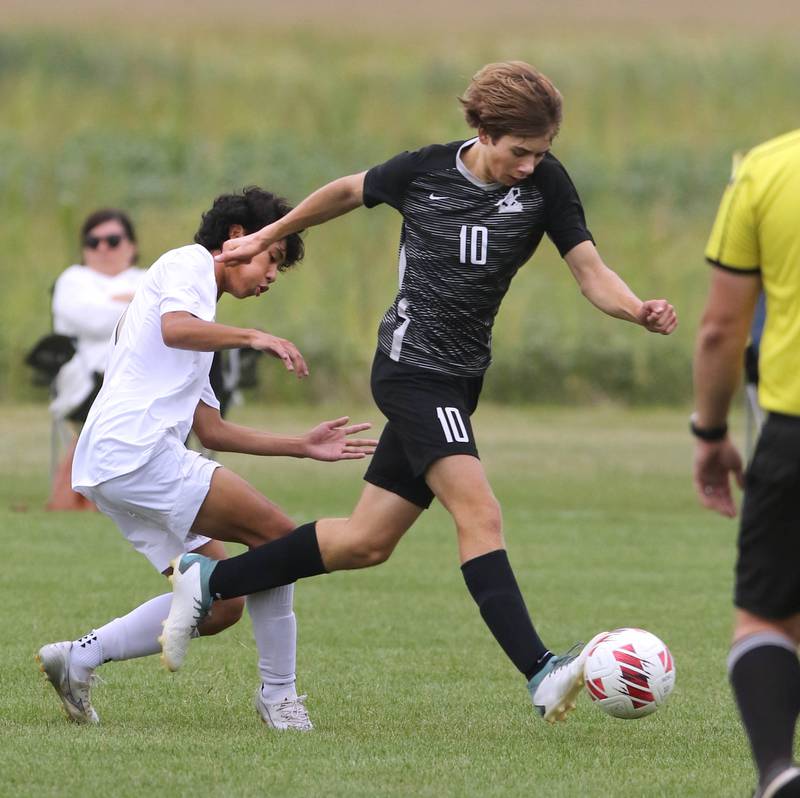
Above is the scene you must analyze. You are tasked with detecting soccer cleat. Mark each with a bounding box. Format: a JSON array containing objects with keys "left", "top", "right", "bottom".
[
  {"left": 159, "top": 553, "right": 216, "bottom": 672},
  {"left": 254, "top": 687, "right": 314, "bottom": 732},
  {"left": 36, "top": 641, "right": 99, "bottom": 724},
  {"left": 756, "top": 766, "right": 800, "bottom": 798},
  {"left": 528, "top": 633, "right": 607, "bottom": 723}
]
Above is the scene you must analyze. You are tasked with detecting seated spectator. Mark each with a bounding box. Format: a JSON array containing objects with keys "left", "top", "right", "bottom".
[{"left": 47, "top": 209, "right": 144, "bottom": 510}]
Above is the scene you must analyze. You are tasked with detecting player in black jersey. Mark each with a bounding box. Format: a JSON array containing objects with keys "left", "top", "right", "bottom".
[{"left": 162, "top": 61, "right": 677, "bottom": 723}]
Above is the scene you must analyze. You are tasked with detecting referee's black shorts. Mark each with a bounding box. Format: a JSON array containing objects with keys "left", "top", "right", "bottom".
[
  {"left": 736, "top": 412, "right": 800, "bottom": 619},
  {"left": 364, "top": 349, "right": 483, "bottom": 509}
]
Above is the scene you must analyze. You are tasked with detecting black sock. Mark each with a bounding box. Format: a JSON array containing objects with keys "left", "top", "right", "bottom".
[
  {"left": 729, "top": 634, "right": 800, "bottom": 784},
  {"left": 208, "top": 522, "right": 326, "bottom": 600},
  {"left": 461, "top": 549, "right": 550, "bottom": 680}
]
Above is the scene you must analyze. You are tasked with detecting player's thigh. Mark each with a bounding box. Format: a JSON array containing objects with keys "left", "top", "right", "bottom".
[
  {"left": 426, "top": 454, "right": 500, "bottom": 527},
  {"left": 317, "top": 482, "right": 423, "bottom": 569},
  {"left": 191, "top": 467, "right": 295, "bottom": 548}
]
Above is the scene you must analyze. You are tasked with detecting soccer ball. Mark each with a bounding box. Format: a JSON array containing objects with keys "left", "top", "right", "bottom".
[{"left": 583, "top": 628, "right": 676, "bottom": 719}]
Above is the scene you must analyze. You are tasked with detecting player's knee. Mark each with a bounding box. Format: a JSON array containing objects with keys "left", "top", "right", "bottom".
[
  {"left": 456, "top": 496, "right": 502, "bottom": 542},
  {"left": 202, "top": 596, "right": 245, "bottom": 635},
  {"left": 348, "top": 540, "right": 395, "bottom": 568}
]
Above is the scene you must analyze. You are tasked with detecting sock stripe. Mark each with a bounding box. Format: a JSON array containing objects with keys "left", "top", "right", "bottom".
[{"left": 728, "top": 631, "right": 797, "bottom": 672}]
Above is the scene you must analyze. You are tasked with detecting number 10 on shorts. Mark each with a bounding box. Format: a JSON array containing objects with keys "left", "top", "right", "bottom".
[{"left": 436, "top": 406, "right": 469, "bottom": 443}]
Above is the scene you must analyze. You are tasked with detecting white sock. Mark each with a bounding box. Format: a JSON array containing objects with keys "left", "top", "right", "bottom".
[
  {"left": 247, "top": 585, "right": 298, "bottom": 703},
  {"left": 70, "top": 593, "right": 172, "bottom": 682}
]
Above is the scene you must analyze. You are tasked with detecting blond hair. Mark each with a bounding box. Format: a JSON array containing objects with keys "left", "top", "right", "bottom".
[{"left": 459, "top": 61, "right": 562, "bottom": 139}]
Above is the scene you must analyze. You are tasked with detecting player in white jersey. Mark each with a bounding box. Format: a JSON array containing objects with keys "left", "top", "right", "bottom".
[
  {"left": 163, "top": 63, "right": 677, "bottom": 725},
  {"left": 37, "top": 187, "right": 377, "bottom": 731}
]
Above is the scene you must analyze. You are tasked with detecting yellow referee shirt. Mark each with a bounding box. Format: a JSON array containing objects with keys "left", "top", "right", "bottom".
[{"left": 705, "top": 129, "right": 800, "bottom": 416}]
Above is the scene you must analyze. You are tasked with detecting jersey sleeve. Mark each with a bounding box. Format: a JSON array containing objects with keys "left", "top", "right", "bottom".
[
  {"left": 539, "top": 155, "right": 594, "bottom": 257},
  {"left": 705, "top": 157, "right": 760, "bottom": 272},
  {"left": 363, "top": 150, "right": 422, "bottom": 210},
  {"left": 159, "top": 249, "right": 217, "bottom": 321},
  {"left": 199, "top": 374, "right": 220, "bottom": 411}
]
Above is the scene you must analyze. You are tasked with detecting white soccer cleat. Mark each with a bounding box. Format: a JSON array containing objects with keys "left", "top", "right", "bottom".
[
  {"left": 37, "top": 641, "right": 99, "bottom": 724},
  {"left": 528, "top": 633, "right": 607, "bottom": 723},
  {"left": 159, "top": 553, "right": 216, "bottom": 672},
  {"left": 254, "top": 687, "right": 314, "bottom": 732}
]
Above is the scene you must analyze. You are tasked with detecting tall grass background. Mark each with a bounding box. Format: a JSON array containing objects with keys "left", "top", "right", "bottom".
[{"left": 2, "top": 23, "right": 798, "bottom": 404}]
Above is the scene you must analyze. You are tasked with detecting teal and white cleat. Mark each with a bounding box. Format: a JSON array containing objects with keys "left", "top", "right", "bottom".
[
  {"left": 254, "top": 687, "right": 314, "bottom": 732},
  {"left": 528, "top": 633, "right": 606, "bottom": 723},
  {"left": 159, "top": 553, "right": 216, "bottom": 672},
  {"left": 755, "top": 766, "right": 800, "bottom": 798},
  {"left": 37, "top": 641, "right": 99, "bottom": 724}
]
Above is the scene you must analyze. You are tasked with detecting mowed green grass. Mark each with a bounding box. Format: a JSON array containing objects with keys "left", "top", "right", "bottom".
[{"left": 1, "top": 403, "right": 762, "bottom": 797}]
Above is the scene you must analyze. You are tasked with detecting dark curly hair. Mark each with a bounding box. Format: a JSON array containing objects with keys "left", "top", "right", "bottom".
[{"left": 194, "top": 187, "right": 304, "bottom": 270}]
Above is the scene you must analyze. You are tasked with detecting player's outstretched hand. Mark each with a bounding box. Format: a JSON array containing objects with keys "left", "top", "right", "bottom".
[
  {"left": 303, "top": 416, "right": 378, "bottom": 462},
  {"left": 693, "top": 437, "right": 745, "bottom": 518},
  {"left": 638, "top": 299, "right": 677, "bottom": 335},
  {"left": 249, "top": 331, "right": 309, "bottom": 378},
  {"left": 215, "top": 228, "right": 274, "bottom": 267}
]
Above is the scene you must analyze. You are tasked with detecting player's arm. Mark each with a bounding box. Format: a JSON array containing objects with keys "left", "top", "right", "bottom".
[
  {"left": 161, "top": 311, "right": 308, "bottom": 376},
  {"left": 215, "top": 172, "right": 367, "bottom": 267},
  {"left": 692, "top": 267, "right": 761, "bottom": 517},
  {"left": 563, "top": 241, "right": 677, "bottom": 334},
  {"left": 192, "top": 400, "right": 377, "bottom": 461}
]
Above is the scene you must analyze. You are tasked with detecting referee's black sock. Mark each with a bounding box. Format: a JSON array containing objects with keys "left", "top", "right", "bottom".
[
  {"left": 461, "top": 549, "right": 551, "bottom": 681},
  {"left": 728, "top": 632, "right": 800, "bottom": 785},
  {"left": 208, "top": 522, "right": 326, "bottom": 600}
]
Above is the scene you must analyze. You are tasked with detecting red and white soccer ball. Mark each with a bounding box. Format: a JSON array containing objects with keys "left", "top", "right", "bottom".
[{"left": 583, "top": 628, "right": 676, "bottom": 719}]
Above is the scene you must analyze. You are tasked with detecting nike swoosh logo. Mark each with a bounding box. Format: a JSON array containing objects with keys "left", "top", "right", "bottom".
[{"left": 429, "top": 194, "right": 448, "bottom": 200}]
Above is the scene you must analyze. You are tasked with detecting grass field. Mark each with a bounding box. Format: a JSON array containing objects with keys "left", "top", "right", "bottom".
[{"left": 1, "top": 402, "right": 766, "bottom": 797}]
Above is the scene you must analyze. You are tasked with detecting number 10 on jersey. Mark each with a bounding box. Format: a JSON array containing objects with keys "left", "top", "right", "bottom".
[{"left": 459, "top": 225, "right": 488, "bottom": 265}]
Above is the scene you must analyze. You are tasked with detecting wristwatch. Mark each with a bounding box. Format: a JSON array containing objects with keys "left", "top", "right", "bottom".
[{"left": 689, "top": 412, "right": 728, "bottom": 442}]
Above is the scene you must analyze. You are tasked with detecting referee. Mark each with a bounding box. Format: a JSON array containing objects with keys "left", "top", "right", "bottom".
[
  {"left": 165, "top": 61, "right": 677, "bottom": 723},
  {"left": 693, "top": 129, "right": 800, "bottom": 798}
]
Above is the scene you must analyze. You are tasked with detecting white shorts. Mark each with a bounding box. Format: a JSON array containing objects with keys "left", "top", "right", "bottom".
[{"left": 77, "top": 436, "right": 221, "bottom": 572}]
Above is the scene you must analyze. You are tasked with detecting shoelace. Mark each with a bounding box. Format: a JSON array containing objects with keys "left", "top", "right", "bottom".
[
  {"left": 273, "top": 695, "right": 311, "bottom": 727},
  {"left": 549, "top": 642, "right": 584, "bottom": 673},
  {"left": 191, "top": 597, "right": 210, "bottom": 628}
]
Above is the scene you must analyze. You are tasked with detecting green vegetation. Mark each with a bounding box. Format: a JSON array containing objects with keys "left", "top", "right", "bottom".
[
  {"left": 2, "top": 404, "right": 758, "bottom": 797},
  {"left": 2, "top": 27, "right": 798, "bottom": 403}
]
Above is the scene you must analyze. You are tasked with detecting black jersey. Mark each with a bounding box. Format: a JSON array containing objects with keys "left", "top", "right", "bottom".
[{"left": 363, "top": 138, "right": 593, "bottom": 376}]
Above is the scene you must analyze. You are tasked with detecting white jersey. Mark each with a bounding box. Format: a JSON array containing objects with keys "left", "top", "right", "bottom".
[
  {"left": 73, "top": 244, "right": 220, "bottom": 488},
  {"left": 50, "top": 264, "right": 144, "bottom": 418}
]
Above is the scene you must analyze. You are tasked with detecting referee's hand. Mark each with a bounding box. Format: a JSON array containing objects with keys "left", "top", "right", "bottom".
[{"left": 693, "top": 437, "right": 744, "bottom": 518}]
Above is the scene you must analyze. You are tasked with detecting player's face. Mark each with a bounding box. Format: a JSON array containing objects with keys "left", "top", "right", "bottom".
[
  {"left": 227, "top": 241, "right": 287, "bottom": 299},
  {"left": 82, "top": 219, "right": 137, "bottom": 274},
  {"left": 481, "top": 131, "right": 555, "bottom": 186}
]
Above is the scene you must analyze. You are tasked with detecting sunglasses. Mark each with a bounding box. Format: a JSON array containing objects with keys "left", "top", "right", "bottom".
[{"left": 84, "top": 234, "right": 124, "bottom": 249}]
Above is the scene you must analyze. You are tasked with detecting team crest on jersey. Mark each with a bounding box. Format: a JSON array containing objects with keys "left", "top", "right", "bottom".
[{"left": 495, "top": 187, "right": 523, "bottom": 213}]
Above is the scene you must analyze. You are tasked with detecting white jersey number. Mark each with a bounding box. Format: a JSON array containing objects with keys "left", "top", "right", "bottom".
[
  {"left": 459, "top": 225, "right": 488, "bottom": 265},
  {"left": 436, "top": 406, "right": 469, "bottom": 443}
]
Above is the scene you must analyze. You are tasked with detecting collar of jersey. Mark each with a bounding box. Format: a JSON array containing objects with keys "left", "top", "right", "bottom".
[{"left": 456, "top": 138, "right": 503, "bottom": 191}]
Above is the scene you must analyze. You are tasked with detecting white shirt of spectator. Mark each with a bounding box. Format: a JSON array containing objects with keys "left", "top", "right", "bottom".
[
  {"left": 50, "top": 263, "right": 144, "bottom": 419},
  {"left": 73, "top": 244, "right": 220, "bottom": 488}
]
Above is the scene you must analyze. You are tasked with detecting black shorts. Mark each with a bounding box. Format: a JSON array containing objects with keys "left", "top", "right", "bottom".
[
  {"left": 736, "top": 412, "right": 800, "bottom": 618},
  {"left": 364, "top": 349, "right": 483, "bottom": 509}
]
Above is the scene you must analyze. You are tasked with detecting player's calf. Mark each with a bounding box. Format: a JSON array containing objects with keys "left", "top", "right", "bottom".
[{"left": 198, "top": 595, "right": 245, "bottom": 636}]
